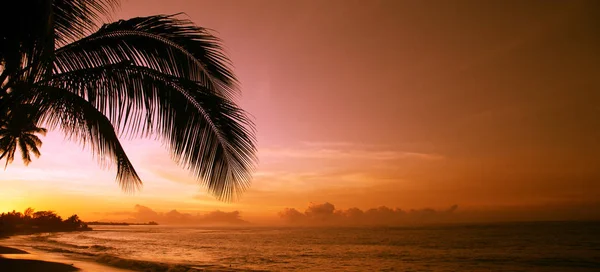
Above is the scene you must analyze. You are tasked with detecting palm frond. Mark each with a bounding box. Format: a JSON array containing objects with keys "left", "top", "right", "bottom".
[
  {"left": 0, "top": 137, "right": 14, "bottom": 158},
  {"left": 29, "top": 85, "right": 142, "bottom": 192},
  {"left": 1, "top": 0, "right": 117, "bottom": 88},
  {"left": 24, "top": 127, "right": 48, "bottom": 135},
  {"left": 46, "top": 63, "right": 256, "bottom": 201},
  {"left": 23, "top": 133, "right": 43, "bottom": 147},
  {"left": 53, "top": 0, "right": 119, "bottom": 45},
  {"left": 2, "top": 8, "right": 257, "bottom": 201},
  {"left": 54, "top": 15, "right": 237, "bottom": 97},
  {"left": 0, "top": 138, "right": 17, "bottom": 169},
  {"left": 0, "top": 1, "right": 53, "bottom": 84},
  {"left": 18, "top": 138, "right": 32, "bottom": 165},
  {"left": 22, "top": 135, "right": 42, "bottom": 158}
]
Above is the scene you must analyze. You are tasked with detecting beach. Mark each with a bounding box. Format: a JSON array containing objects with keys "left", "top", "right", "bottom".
[
  {"left": 0, "top": 231, "right": 250, "bottom": 272},
  {"left": 0, "top": 244, "right": 132, "bottom": 272}
]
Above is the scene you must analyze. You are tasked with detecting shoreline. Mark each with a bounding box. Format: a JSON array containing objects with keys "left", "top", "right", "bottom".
[
  {"left": 0, "top": 244, "right": 133, "bottom": 272},
  {"left": 1, "top": 232, "right": 254, "bottom": 272}
]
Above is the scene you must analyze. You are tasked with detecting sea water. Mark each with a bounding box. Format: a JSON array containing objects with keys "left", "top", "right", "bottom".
[{"left": 4, "top": 221, "right": 600, "bottom": 271}]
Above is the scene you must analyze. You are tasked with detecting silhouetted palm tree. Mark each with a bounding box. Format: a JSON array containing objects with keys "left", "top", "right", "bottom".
[
  {"left": 0, "top": 105, "right": 47, "bottom": 168},
  {"left": 0, "top": 0, "right": 256, "bottom": 201}
]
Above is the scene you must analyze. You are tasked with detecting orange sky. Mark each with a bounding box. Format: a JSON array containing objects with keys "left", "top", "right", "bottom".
[{"left": 1, "top": 0, "right": 600, "bottom": 223}]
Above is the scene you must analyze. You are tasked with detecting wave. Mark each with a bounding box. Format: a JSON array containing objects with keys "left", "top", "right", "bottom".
[
  {"left": 29, "top": 235, "right": 113, "bottom": 251},
  {"left": 96, "top": 254, "right": 192, "bottom": 272},
  {"left": 73, "top": 233, "right": 142, "bottom": 243},
  {"left": 89, "top": 244, "right": 114, "bottom": 251},
  {"left": 30, "top": 235, "right": 89, "bottom": 249},
  {"left": 30, "top": 245, "right": 97, "bottom": 258},
  {"left": 25, "top": 235, "right": 262, "bottom": 272},
  {"left": 95, "top": 254, "right": 260, "bottom": 272}
]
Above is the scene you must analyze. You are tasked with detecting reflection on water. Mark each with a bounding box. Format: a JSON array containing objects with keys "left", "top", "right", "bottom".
[{"left": 4, "top": 221, "right": 600, "bottom": 271}]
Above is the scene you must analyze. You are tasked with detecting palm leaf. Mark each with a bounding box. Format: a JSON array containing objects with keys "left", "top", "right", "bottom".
[
  {"left": 54, "top": 15, "right": 237, "bottom": 96},
  {"left": 22, "top": 135, "right": 42, "bottom": 157},
  {"left": 0, "top": 137, "right": 14, "bottom": 158},
  {"left": 45, "top": 62, "right": 256, "bottom": 200},
  {"left": 0, "top": 138, "right": 17, "bottom": 169},
  {"left": 1, "top": 5, "right": 257, "bottom": 201},
  {"left": 1, "top": 0, "right": 117, "bottom": 89},
  {"left": 24, "top": 127, "right": 48, "bottom": 136},
  {"left": 53, "top": 0, "right": 119, "bottom": 45},
  {"left": 29, "top": 85, "right": 142, "bottom": 192},
  {"left": 18, "top": 138, "right": 32, "bottom": 165}
]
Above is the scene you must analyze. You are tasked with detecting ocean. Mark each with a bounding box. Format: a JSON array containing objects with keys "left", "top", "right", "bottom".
[{"left": 3, "top": 221, "right": 600, "bottom": 271}]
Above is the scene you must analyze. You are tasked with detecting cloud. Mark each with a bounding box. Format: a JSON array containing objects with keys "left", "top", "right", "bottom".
[
  {"left": 279, "top": 201, "right": 600, "bottom": 225},
  {"left": 258, "top": 141, "right": 444, "bottom": 162},
  {"left": 106, "top": 205, "right": 248, "bottom": 225},
  {"left": 278, "top": 202, "right": 458, "bottom": 226},
  {"left": 278, "top": 208, "right": 305, "bottom": 223},
  {"left": 300, "top": 141, "right": 356, "bottom": 148},
  {"left": 133, "top": 204, "right": 160, "bottom": 221},
  {"left": 204, "top": 210, "right": 244, "bottom": 223}
]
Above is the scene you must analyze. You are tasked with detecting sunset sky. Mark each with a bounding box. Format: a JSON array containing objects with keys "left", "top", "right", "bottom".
[{"left": 1, "top": 0, "right": 599, "bottom": 223}]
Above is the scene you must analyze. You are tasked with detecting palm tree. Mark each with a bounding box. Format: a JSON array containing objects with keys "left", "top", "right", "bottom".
[
  {"left": 0, "top": 0, "right": 256, "bottom": 201},
  {"left": 0, "top": 104, "right": 47, "bottom": 168}
]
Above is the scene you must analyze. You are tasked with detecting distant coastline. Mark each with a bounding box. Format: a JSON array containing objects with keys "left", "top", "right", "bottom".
[
  {"left": 86, "top": 221, "right": 159, "bottom": 226},
  {"left": 1, "top": 209, "right": 90, "bottom": 238}
]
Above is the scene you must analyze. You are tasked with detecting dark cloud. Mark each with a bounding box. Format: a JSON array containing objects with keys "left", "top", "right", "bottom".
[
  {"left": 279, "top": 202, "right": 600, "bottom": 225},
  {"left": 279, "top": 203, "right": 458, "bottom": 226},
  {"left": 108, "top": 205, "right": 249, "bottom": 225}
]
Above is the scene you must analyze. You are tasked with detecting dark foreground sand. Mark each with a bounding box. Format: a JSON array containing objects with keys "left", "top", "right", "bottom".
[
  {"left": 0, "top": 245, "right": 131, "bottom": 272},
  {"left": 0, "top": 246, "right": 78, "bottom": 271}
]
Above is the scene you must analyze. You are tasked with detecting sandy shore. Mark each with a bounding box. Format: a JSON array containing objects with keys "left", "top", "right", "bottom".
[{"left": 0, "top": 245, "right": 132, "bottom": 272}]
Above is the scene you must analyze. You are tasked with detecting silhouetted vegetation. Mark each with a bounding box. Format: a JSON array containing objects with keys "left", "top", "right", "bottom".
[
  {"left": 0, "top": 105, "right": 47, "bottom": 168},
  {"left": 1, "top": 0, "right": 257, "bottom": 201},
  {"left": 0, "top": 208, "right": 90, "bottom": 236},
  {"left": 86, "top": 221, "right": 158, "bottom": 226}
]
